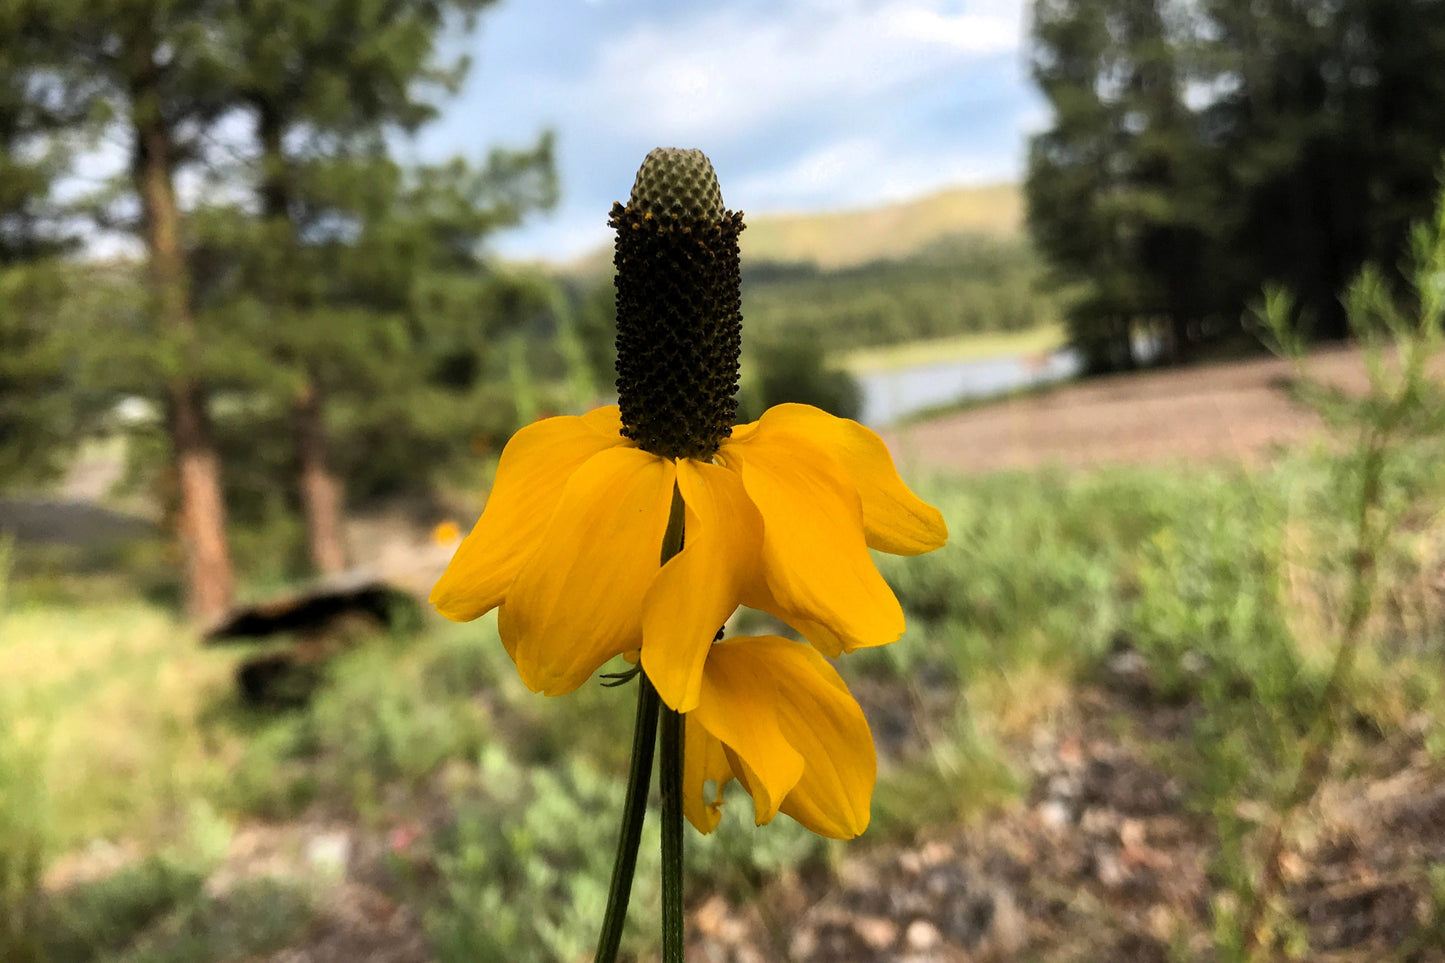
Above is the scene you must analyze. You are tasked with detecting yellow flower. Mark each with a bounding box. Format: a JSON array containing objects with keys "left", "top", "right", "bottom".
[
  {"left": 430, "top": 401, "right": 946, "bottom": 714},
  {"left": 683, "top": 634, "right": 876, "bottom": 839}
]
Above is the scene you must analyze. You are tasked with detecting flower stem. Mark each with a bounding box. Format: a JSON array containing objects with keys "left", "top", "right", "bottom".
[
  {"left": 594, "top": 677, "right": 659, "bottom": 963},
  {"left": 656, "top": 485, "right": 687, "bottom": 962},
  {"left": 659, "top": 706, "right": 685, "bottom": 962},
  {"left": 595, "top": 486, "right": 687, "bottom": 963}
]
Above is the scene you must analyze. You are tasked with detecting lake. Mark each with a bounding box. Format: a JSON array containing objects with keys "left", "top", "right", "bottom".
[{"left": 856, "top": 348, "right": 1083, "bottom": 426}]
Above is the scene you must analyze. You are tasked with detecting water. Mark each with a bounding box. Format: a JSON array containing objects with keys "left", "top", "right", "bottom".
[{"left": 856, "top": 348, "right": 1083, "bottom": 426}]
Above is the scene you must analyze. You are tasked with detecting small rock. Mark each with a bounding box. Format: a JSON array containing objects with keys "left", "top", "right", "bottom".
[
  {"left": 1095, "top": 850, "right": 1127, "bottom": 889},
  {"left": 789, "top": 927, "right": 819, "bottom": 958},
  {"left": 1047, "top": 773, "right": 1081, "bottom": 799},
  {"left": 693, "top": 895, "right": 728, "bottom": 935},
  {"left": 305, "top": 830, "right": 350, "bottom": 878},
  {"left": 1037, "top": 799, "right": 1073, "bottom": 831},
  {"left": 853, "top": 915, "right": 898, "bottom": 950},
  {"left": 1107, "top": 647, "right": 1151, "bottom": 687},
  {"left": 906, "top": 919, "right": 943, "bottom": 951},
  {"left": 899, "top": 851, "right": 924, "bottom": 875},
  {"left": 921, "top": 840, "right": 953, "bottom": 865},
  {"left": 717, "top": 917, "right": 750, "bottom": 945},
  {"left": 1080, "top": 807, "right": 1117, "bottom": 836},
  {"left": 985, "top": 886, "right": 1028, "bottom": 955},
  {"left": 1147, "top": 903, "right": 1176, "bottom": 941}
]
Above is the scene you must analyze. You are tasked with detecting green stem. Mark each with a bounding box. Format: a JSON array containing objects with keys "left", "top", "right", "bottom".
[
  {"left": 594, "top": 678, "right": 660, "bottom": 963},
  {"left": 595, "top": 486, "right": 688, "bottom": 963},
  {"left": 659, "top": 706, "right": 685, "bottom": 962},
  {"left": 656, "top": 485, "right": 687, "bottom": 962}
]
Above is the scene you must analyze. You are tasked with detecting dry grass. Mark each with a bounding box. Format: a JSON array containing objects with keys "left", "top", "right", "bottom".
[{"left": 0, "top": 602, "right": 239, "bottom": 849}]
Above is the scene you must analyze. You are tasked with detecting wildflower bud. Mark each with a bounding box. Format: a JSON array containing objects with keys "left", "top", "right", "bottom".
[{"left": 611, "top": 148, "right": 744, "bottom": 460}]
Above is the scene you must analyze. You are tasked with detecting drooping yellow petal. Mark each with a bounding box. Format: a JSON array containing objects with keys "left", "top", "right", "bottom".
[
  {"left": 683, "top": 714, "right": 734, "bottom": 834},
  {"left": 642, "top": 460, "right": 763, "bottom": 712},
  {"left": 747, "top": 637, "right": 877, "bottom": 839},
  {"left": 430, "top": 406, "right": 629, "bottom": 622},
  {"left": 690, "top": 639, "right": 804, "bottom": 825},
  {"left": 504, "top": 447, "right": 676, "bottom": 696},
  {"left": 719, "top": 431, "right": 905, "bottom": 653},
  {"left": 737, "top": 578, "right": 848, "bottom": 657},
  {"left": 745, "top": 404, "right": 946, "bottom": 555}
]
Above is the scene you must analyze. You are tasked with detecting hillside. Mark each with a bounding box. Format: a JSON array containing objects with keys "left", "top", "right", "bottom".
[
  {"left": 562, "top": 182, "right": 1023, "bottom": 277},
  {"left": 740, "top": 182, "right": 1022, "bottom": 269}
]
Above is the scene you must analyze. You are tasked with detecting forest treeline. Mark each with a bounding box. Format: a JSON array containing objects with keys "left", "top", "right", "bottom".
[
  {"left": 741, "top": 236, "right": 1055, "bottom": 349},
  {"left": 1027, "top": 0, "right": 1445, "bottom": 371}
]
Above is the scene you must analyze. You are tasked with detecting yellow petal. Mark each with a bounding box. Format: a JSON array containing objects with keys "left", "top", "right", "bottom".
[
  {"left": 719, "top": 431, "right": 905, "bottom": 653},
  {"left": 505, "top": 447, "right": 676, "bottom": 695},
  {"left": 430, "top": 406, "right": 628, "bottom": 622},
  {"left": 753, "top": 638, "right": 876, "bottom": 838},
  {"left": 738, "top": 578, "right": 847, "bottom": 657},
  {"left": 748, "top": 404, "right": 946, "bottom": 555},
  {"left": 683, "top": 714, "right": 734, "bottom": 834},
  {"left": 690, "top": 639, "right": 804, "bottom": 825},
  {"left": 641, "top": 460, "right": 763, "bottom": 712}
]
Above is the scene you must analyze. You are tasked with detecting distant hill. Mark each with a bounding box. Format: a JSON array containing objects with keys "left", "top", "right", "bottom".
[
  {"left": 561, "top": 182, "right": 1023, "bottom": 278},
  {"left": 740, "top": 183, "right": 1022, "bottom": 269}
]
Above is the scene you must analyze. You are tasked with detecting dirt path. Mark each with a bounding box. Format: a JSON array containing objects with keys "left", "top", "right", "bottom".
[{"left": 882, "top": 346, "right": 1389, "bottom": 476}]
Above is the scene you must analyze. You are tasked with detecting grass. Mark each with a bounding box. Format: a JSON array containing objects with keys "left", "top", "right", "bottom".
[
  {"left": 836, "top": 323, "right": 1067, "bottom": 373},
  {"left": 0, "top": 602, "right": 237, "bottom": 850}
]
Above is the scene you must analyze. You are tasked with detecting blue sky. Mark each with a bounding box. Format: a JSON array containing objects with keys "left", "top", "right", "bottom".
[{"left": 404, "top": 0, "right": 1044, "bottom": 262}]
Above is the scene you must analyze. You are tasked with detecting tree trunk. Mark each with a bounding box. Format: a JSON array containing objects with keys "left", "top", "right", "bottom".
[
  {"left": 293, "top": 380, "right": 348, "bottom": 574},
  {"left": 258, "top": 105, "right": 348, "bottom": 575},
  {"left": 129, "top": 34, "right": 235, "bottom": 622}
]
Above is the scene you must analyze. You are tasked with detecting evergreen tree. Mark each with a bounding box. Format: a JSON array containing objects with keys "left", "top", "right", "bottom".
[
  {"left": 212, "top": 0, "right": 554, "bottom": 574},
  {"left": 1029, "top": 0, "right": 1445, "bottom": 356},
  {"left": 12, "top": 0, "right": 239, "bottom": 620},
  {"left": 0, "top": 9, "right": 77, "bottom": 482},
  {"left": 1026, "top": 0, "right": 1204, "bottom": 371}
]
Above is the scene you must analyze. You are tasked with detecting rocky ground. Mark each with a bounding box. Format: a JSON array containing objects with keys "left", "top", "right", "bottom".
[{"left": 685, "top": 677, "right": 1445, "bottom": 963}]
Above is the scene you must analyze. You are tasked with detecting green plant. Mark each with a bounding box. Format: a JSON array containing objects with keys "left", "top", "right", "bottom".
[{"left": 1221, "top": 181, "right": 1445, "bottom": 960}]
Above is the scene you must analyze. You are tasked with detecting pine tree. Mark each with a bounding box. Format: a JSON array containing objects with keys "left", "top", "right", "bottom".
[
  {"left": 1030, "top": 0, "right": 1445, "bottom": 355},
  {"left": 20, "top": 0, "right": 238, "bottom": 621},
  {"left": 0, "top": 10, "right": 76, "bottom": 482},
  {"left": 1026, "top": 0, "right": 1205, "bottom": 371},
  {"left": 214, "top": 0, "right": 553, "bottom": 574}
]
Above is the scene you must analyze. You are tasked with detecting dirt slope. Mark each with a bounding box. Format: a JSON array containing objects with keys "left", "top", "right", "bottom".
[{"left": 883, "top": 346, "right": 1388, "bottom": 477}]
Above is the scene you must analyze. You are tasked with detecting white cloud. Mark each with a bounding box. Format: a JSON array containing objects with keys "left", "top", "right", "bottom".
[
  {"left": 572, "top": 0, "right": 1024, "bottom": 142},
  {"left": 734, "top": 132, "right": 1019, "bottom": 212}
]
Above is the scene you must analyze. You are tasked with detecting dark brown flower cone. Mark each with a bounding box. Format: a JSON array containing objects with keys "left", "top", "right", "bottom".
[{"left": 611, "top": 148, "right": 744, "bottom": 460}]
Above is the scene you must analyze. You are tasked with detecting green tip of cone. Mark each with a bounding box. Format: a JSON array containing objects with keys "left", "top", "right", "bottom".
[{"left": 629, "top": 148, "right": 724, "bottom": 220}]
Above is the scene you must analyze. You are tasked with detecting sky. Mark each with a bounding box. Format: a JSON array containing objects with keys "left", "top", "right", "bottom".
[{"left": 403, "top": 0, "right": 1045, "bottom": 262}]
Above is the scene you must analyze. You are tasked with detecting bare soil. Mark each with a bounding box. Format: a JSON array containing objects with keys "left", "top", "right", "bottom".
[{"left": 882, "top": 346, "right": 1386, "bottom": 476}]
